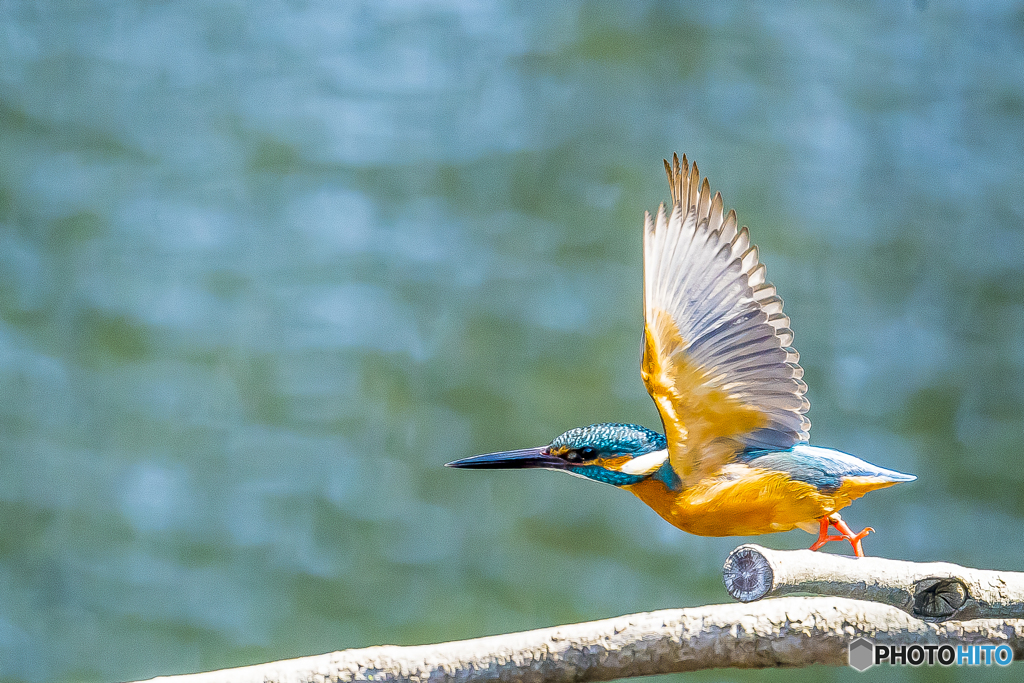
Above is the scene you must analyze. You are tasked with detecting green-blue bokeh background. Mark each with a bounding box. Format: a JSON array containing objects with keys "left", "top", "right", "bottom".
[{"left": 2, "top": 2, "right": 1023, "bottom": 681}]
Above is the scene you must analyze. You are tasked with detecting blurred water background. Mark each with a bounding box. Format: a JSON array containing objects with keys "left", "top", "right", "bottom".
[{"left": 1, "top": 1, "right": 1023, "bottom": 681}]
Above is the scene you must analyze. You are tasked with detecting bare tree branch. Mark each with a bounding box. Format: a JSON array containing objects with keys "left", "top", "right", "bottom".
[
  {"left": 723, "top": 544, "right": 1024, "bottom": 621},
  {"left": 131, "top": 597, "right": 1024, "bottom": 683}
]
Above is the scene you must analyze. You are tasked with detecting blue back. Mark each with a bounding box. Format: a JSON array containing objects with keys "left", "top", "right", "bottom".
[{"left": 738, "top": 444, "right": 916, "bottom": 492}]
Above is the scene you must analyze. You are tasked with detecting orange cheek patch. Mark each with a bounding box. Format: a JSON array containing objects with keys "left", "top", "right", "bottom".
[{"left": 597, "top": 455, "right": 633, "bottom": 471}]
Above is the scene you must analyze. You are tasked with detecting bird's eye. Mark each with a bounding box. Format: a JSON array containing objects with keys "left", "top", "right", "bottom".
[{"left": 563, "top": 446, "right": 597, "bottom": 464}]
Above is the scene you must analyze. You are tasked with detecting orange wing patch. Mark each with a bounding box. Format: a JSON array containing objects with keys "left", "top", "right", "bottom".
[{"left": 642, "top": 308, "right": 767, "bottom": 485}]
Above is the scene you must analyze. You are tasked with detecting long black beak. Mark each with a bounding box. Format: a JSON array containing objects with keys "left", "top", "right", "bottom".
[{"left": 445, "top": 447, "right": 567, "bottom": 470}]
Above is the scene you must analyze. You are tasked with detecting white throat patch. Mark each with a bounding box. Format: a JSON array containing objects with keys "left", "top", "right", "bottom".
[{"left": 619, "top": 448, "right": 669, "bottom": 475}]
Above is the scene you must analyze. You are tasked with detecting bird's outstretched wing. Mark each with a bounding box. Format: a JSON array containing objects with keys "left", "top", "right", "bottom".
[{"left": 642, "top": 154, "right": 810, "bottom": 486}]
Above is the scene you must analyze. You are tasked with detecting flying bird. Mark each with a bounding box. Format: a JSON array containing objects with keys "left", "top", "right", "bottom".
[{"left": 447, "top": 154, "right": 915, "bottom": 556}]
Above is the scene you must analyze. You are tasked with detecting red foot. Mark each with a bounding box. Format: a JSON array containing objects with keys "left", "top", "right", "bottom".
[{"left": 808, "top": 515, "right": 874, "bottom": 557}]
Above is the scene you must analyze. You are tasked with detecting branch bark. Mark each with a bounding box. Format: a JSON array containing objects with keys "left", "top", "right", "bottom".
[
  {"left": 722, "top": 544, "right": 1024, "bottom": 621},
  {"left": 131, "top": 597, "right": 1024, "bottom": 683}
]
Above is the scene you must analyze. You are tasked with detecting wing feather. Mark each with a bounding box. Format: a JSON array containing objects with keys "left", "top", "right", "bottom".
[{"left": 642, "top": 154, "right": 810, "bottom": 484}]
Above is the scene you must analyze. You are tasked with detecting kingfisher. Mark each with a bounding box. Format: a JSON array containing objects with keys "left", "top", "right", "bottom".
[{"left": 447, "top": 154, "right": 915, "bottom": 557}]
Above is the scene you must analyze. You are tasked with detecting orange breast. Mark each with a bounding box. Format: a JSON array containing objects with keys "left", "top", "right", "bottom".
[{"left": 624, "top": 465, "right": 900, "bottom": 537}]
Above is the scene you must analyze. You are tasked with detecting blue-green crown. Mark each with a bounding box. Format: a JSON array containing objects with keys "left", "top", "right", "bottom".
[{"left": 551, "top": 423, "right": 666, "bottom": 457}]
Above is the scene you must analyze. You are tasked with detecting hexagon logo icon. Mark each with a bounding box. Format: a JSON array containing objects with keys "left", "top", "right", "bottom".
[{"left": 849, "top": 638, "right": 875, "bottom": 671}]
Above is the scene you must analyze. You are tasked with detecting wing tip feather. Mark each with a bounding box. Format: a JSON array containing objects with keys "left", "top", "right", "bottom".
[{"left": 646, "top": 154, "right": 811, "bottom": 467}]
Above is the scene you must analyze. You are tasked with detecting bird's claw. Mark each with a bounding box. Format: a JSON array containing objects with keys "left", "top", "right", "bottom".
[{"left": 809, "top": 515, "right": 873, "bottom": 557}]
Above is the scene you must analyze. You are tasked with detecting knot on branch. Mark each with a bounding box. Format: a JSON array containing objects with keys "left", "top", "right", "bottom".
[{"left": 913, "top": 577, "right": 968, "bottom": 620}]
